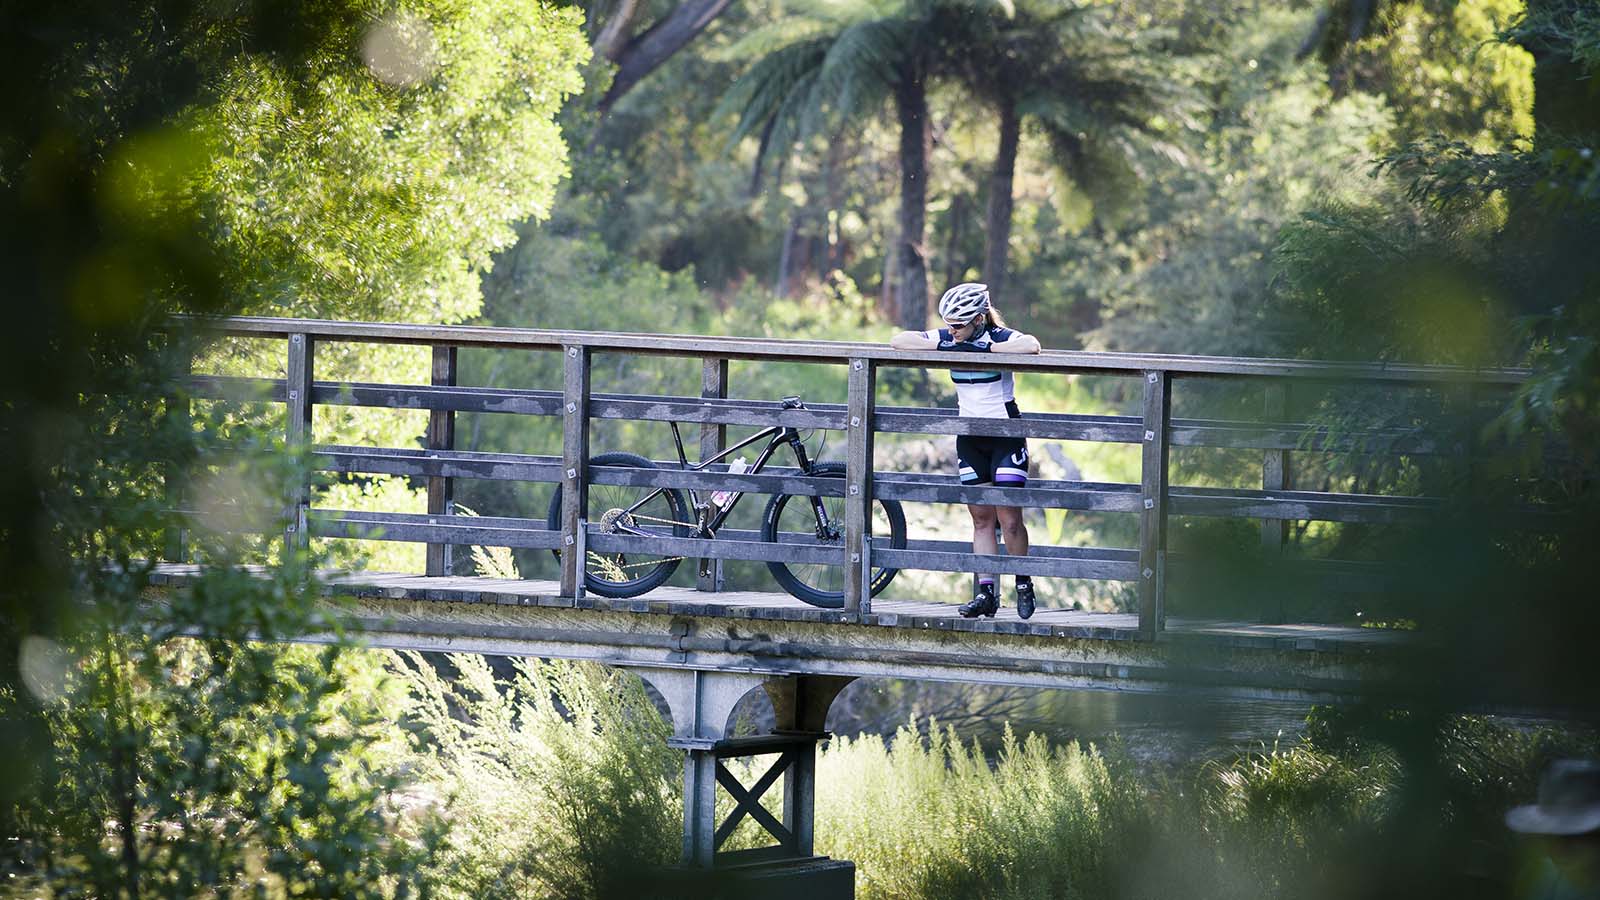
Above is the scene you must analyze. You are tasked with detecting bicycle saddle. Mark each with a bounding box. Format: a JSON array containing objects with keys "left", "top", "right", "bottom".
[{"left": 780, "top": 396, "right": 806, "bottom": 409}]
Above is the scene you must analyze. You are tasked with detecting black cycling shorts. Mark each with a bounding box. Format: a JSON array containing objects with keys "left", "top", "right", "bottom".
[{"left": 956, "top": 435, "right": 1029, "bottom": 486}]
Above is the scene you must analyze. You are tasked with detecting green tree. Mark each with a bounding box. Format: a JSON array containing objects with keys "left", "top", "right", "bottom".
[
  {"left": 1251, "top": 20, "right": 1600, "bottom": 894},
  {"left": 1080, "top": 4, "right": 1398, "bottom": 356},
  {"left": 189, "top": 0, "right": 588, "bottom": 572},
  {"left": 942, "top": 0, "right": 1199, "bottom": 301},
  {"left": 1345, "top": 0, "right": 1533, "bottom": 147},
  {"left": 0, "top": 0, "right": 588, "bottom": 890}
]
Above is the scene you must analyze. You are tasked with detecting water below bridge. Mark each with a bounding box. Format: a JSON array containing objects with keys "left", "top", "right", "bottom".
[{"left": 802, "top": 677, "right": 1312, "bottom": 767}]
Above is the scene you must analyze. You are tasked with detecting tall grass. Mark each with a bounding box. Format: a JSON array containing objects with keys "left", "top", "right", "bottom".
[
  {"left": 383, "top": 649, "right": 1594, "bottom": 900},
  {"left": 817, "top": 723, "right": 1140, "bottom": 899},
  {"left": 396, "top": 653, "right": 681, "bottom": 900}
]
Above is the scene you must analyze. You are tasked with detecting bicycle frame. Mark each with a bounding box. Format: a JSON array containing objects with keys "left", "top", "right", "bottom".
[
  {"left": 673, "top": 419, "right": 830, "bottom": 536},
  {"left": 599, "top": 416, "right": 832, "bottom": 541}
]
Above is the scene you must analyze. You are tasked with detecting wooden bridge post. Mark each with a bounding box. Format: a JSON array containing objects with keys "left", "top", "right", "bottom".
[
  {"left": 1261, "top": 381, "right": 1291, "bottom": 623},
  {"left": 285, "top": 333, "right": 315, "bottom": 559},
  {"left": 698, "top": 357, "right": 728, "bottom": 592},
  {"left": 426, "top": 345, "right": 457, "bottom": 577},
  {"left": 844, "top": 357, "right": 876, "bottom": 618},
  {"left": 560, "top": 344, "right": 592, "bottom": 598},
  {"left": 1138, "top": 370, "right": 1171, "bottom": 639}
]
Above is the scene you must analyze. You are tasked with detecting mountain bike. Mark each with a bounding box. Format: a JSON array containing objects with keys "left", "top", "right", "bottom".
[{"left": 547, "top": 396, "right": 906, "bottom": 607}]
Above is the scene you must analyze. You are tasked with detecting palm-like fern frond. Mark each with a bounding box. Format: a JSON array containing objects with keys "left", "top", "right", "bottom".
[
  {"left": 719, "top": 0, "right": 923, "bottom": 185},
  {"left": 716, "top": 37, "right": 833, "bottom": 146},
  {"left": 810, "top": 17, "right": 906, "bottom": 120}
]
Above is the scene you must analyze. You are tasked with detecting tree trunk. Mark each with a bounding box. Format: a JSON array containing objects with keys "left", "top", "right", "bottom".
[
  {"left": 893, "top": 69, "right": 930, "bottom": 332},
  {"left": 599, "top": 0, "right": 733, "bottom": 112},
  {"left": 592, "top": 0, "right": 642, "bottom": 61},
  {"left": 984, "top": 98, "right": 1020, "bottom": 306},
  {"left": 944, "top": 194, "right": 965, "bottom": 288},
  {"left": 776, "top": 215, "right": 798, "bottom": 297},
  {"left": 879, "top": 240, "right": 897, "bottom": 322},
  {"left": 109, "top": 691, "right": 139, "bottom": 898}
]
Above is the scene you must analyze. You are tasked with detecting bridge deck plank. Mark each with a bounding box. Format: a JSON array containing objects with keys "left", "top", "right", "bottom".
[{"left": 146, "top": 565, "right": 1401, "bottom": 651}]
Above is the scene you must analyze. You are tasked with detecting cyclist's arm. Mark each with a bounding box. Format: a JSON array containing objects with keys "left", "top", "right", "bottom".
[
  {"left": 889, "top": 330, "right": 940, "bottom": 350},
  {"left": 991, "top": 331, "right": 1041, "bottom": 354}
]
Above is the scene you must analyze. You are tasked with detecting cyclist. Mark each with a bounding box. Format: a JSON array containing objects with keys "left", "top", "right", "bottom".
[{"left": 889, "top": 282, "right": 1043, "bottom": 618}]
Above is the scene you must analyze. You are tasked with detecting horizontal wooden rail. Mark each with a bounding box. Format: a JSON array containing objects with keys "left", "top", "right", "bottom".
[
  {"left": 192, "top": 316, "right": 1530, "bottom": 384},
  {"left": 167, "top": 504, "right": 1392, "bottom": 591},
  {"left": 186, "top": 376, "right": 1475, "bottom": 455},
  {"left": 873, "top": 546, "right": 1140, "bottom": 581},
  {"left": 315, "top": 445, "right": 563, "bottom": 483},
  {"left": 310, "top": 509, "right": 563, "bottom": 551},
  {"left": 303, "top": 447, "right": 1460, "bottom": 525}
]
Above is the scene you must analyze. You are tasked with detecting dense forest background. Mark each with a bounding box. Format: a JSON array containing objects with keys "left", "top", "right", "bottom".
[{"left": 3, "top": 0, "right": 1598, "bottom": 897}]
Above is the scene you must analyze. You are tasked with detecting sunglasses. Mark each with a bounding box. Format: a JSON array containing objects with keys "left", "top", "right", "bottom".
[{"left": 945, "top": 317, "right": 983, "bottom": 331}]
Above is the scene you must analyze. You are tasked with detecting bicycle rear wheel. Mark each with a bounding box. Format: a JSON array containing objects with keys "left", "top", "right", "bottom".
[
  {"left": 546, "top": 452, "right": 691, "bottom": 598},
  {"left": 761, "top": 462, "right": 906, "bottom": 608}
]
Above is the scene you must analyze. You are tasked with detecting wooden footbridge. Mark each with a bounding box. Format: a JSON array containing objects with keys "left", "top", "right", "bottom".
[{"left": 155, "top": 316, "right": 1533, "bottom": 891}]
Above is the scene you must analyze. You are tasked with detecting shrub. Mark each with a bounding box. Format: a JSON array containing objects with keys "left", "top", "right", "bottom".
[
  {"left": 817, "top": 722, "right": 1140, "bottom": 899},
  {"left": 397, "top": 653, "right": 680, "bottom": 900}
]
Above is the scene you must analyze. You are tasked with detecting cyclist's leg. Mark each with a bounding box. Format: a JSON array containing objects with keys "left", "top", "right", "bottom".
[
  {"left": 969, "top": 502, "right": 999, "bottom": 556},
  {"left": 992, "top": 439, "right": 1036, "bottom": 616},
  {"left": 957, "top": 435, "right": 1002, "bottom": 617},
  {"left": 993, "top": 439, "right": 1031, "bottom": 556},
  {"left": 957, "top": 434, "right": 999, "bottom": 569},
  {"left": 995, "top": 504, "right": 1028, "bottom": 555}
]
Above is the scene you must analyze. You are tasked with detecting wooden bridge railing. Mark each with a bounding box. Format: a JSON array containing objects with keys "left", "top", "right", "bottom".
[{"left": 175, "top": 317, "right": 1532, "bottom": 640}]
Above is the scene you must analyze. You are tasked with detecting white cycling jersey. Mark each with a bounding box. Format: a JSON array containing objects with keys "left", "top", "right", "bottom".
[{"left": 923, "top": 326, "right": 1023, "bottom": 419}]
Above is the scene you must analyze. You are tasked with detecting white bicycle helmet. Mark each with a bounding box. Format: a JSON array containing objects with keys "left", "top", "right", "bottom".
[{"left": 938, "top": 282, "right": 990, "bottom": 326}]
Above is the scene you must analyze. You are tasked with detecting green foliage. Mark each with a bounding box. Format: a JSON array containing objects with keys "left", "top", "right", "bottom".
[
  {"left": 196, "top": 0, "right": 589, "bottom": 322},
  {"left": 1256, "top": 0, "right": 1600, "bottom": 682},
  {"left": 715, "top": 0, "right": 912, "bottom": 173},
  {"left": 1349, "top": 0, "right": 1534, "bottom": 148},
  {"left": 191, "top": 0, "right": 589, "bottom": 570},
  {"left": 394, "top": 653, "right": 680, "bottom": 900},
  {"left": 4, "top": 482, "right": 442, "bottom": 897},
  {"left": 1196, "top": 743, "right": 1389, "bottom": 891},
  {"left": 2, "top": 0, "right": 590, "bottom": 890},
  {"left": 1274, "top": 200, "right": 1512, "bottom": 366},
  {"left": 1083, "top": 5, "right": 1400, "bottom": 357},
  {"left": 818, "top": 723, "right": 1140, "bottom": 898}
]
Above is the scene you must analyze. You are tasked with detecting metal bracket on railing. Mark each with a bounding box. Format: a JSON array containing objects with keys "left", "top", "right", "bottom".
[
  {"left": 859, "top": 535, "right": 872, "bottom": 617},
  {"left": 573, "top": 517, "right": 587, "bottom": 599}
]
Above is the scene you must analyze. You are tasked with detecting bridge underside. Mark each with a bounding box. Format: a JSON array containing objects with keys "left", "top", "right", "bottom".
[{"left": 150, "top": 565, "right": 1400, "bottom": 703}]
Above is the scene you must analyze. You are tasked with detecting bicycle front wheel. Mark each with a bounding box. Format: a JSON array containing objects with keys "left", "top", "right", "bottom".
[
  {"left": 546, "top": 452, "right": 691, "bottom": 598},
  {"left": 761, "top": 462, "right": 906, "bottom": 608}
]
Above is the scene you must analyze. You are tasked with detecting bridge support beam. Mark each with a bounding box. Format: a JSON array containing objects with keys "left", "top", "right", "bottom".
[{"left": 632, "top": 668, "right": 856, "bottom": 895}]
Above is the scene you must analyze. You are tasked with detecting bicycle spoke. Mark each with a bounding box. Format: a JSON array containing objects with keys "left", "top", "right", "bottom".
[
  {"left": 764, "top": 462, "right": 906, "bottom": 608},
  {"left": 550, "top": 452, "right": 690, "bottom": 598}
]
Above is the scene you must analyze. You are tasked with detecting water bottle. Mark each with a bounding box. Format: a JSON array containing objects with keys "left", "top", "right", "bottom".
[{"left": 711, "top": 457, "right": 749, "bottom": 508}]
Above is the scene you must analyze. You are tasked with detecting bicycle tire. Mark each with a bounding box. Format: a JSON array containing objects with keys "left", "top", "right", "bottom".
[
  {"left": 546, "top": 451, "right": 691, "bottom": 598},
  {"left": 761, "top": 462, "right": 906, "bottom": 608}
]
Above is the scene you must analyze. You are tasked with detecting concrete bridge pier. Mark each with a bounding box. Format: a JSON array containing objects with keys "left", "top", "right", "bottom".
[{"left": 633, "top": 668, "right": 857, "bottom": 898}]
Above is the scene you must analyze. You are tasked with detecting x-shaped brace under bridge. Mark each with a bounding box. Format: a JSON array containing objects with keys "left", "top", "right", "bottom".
[
  {"left": 712, "top": 739, "right": 804, "bottom": 859},
  {"left": 631, "top": 666, "right": 855, "bottom": 868}
]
